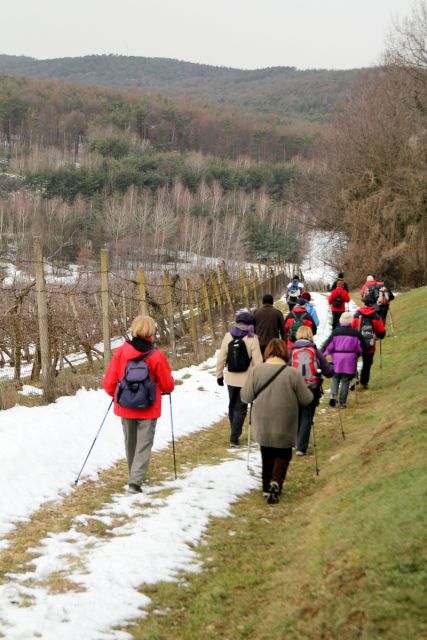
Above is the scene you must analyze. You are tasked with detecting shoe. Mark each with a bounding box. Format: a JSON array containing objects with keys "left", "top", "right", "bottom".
[
  {"left": 229, "top": 440, "right": 240, "bottom": 448},
  {"left": 339, "top": 403, "right": 347, "bottom": 409},
  {"left": 361, "top": 384, "right": 368, "bottom": 390},
  {"left": 350, "top": 383, "right": 355, "bottom": 392},
  {"left": 296, "top": 450, "right": 306, "bottom": 456},
  {"left": 127, "top": 483, "right": 142, "bottom": 494},
  {"left": 329, "top": 398, "right": 336, "bottom": 407},
  {"left": 266, "top": 481, "right": 280, "bottom": 504}
]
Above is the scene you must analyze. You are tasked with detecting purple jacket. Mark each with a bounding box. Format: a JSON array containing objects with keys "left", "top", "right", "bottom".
[{"left": 322, "top": 325, "right": 363, "bottom": 375}]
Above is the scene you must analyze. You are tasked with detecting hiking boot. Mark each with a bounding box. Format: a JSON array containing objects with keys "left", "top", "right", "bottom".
[
  {"left": 229, "top": 440, "right": 240, "bottom": 448},
  {"left": 266, "top": 481, "right": 280, "bottom": 504},
  {"left": 361, "top": 384, "right": 369, "bottom": 390},
  {"left": 349, "top": 382, "right": 355, "bottom": 392},
  {"left": 296, "top": 450, "right": 306, "bottom": 456},
  {"left": 339, "top": 403, "right": 347, "bottom": 409},
  {"left": 329, "top": 398, "right": 336, "bottom": 407},
  {"left": 127, "top": 483, "right": 142, "bottom": 494}
]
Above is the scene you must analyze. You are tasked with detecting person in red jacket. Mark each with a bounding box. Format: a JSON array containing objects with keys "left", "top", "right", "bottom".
[
  {"left": 284, "top": 298, "right": 317, "bottom": 348},
  {"left": 328, "top": 286, "right": 350, "bottom": 329},
  {"left": 102, "top": 315, "right": 174, "bottom": 493},
  {"left": 352, "top": 303, "right": 385, "bottom": 389}
]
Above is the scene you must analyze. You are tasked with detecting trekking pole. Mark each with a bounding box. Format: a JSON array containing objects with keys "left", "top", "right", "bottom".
[
  {"left": 337, "top": 406, "right": 346, "bottom": 440},
  {"left": 389, "top": 309, "right": 395, "bottom": 336},
  {"left": 169, "top": 394, "right": 177, "bottom": 480},
  {"left": 379, "top": 340, "right": 383, "bottom": 386},
  {"left": 247, "top": 407, "right": 252, "bottom": 469},
  {"left": 311, "top": 409, "right": 320, "bottom": 476},
  {"left": 74, "top": 398, "right": 113, "bottom": 485}
]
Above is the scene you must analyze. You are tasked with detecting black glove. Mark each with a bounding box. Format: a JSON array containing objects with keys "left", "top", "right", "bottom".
[{"left": 217, "top": 377, "right": 224, "bottom": 387}]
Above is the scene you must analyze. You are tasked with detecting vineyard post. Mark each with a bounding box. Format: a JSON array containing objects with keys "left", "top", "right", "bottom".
[
  {"left": 163, "top": 271, "right": 176, "bottom": 357},
  {"left": 200, "top": 273, "right": 216, "bottom": 345},
  {"left": 100, "top": 249, "right": 111, "bottom": 370},
  {"left": 185, "top": 277, "right": 199, "bottom": 359}
]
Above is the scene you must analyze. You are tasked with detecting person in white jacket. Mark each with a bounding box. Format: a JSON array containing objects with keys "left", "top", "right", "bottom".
[{"left": 216, "top": 311, "right": 263, "bottom": 446}]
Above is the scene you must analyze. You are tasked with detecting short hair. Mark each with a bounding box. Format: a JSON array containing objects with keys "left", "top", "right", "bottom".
[
  {"left": 262, "top": 293, "right": 274, "bottom": 304},
  {"left": 296, "top": 325, "right": 313, "bottom": 341},
  {"left": 338, "top": 272, "right": 344, "bottom": 279},
  {"left": 263, "top": 338, "right": 288, "bottom": 362},
  {"left": 130, "top": 315, "right": 156, "bottom": 338}
]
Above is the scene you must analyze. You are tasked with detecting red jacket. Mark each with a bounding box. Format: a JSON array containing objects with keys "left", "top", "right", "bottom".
[
  {"left": 285, "top": 306, "right": 317, "bottom": 348},
  {"left": 328, "top": 287, "right": 350, "bottom": 312},
  {"left": 351, "top": 307, "right": 386, "bottom": 354},
  {"left": 102, "top": 340, "right": 174, "bottom": 419}
]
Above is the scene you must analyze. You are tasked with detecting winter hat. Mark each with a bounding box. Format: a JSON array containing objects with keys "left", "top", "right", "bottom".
[
  {"left": 262, "top": 293, "right": 274, "bottom": 304},
  {"left": 296, "top": 297, "right": 306, "bottom": 306},
  {"left": 340, "top": 312, "right": 353, "bottom": 325},
  {"left": 301, "top": 291, "right": 311, "bottom": 302},
  {"left": 338, "top": 272, "right": 344, "bottom": 279},
  {"left": 366, "top": 275, "right": 375, "bottom": 282},
  {"left": 235, "top": 310, "right": 255, "bottom": 325}
]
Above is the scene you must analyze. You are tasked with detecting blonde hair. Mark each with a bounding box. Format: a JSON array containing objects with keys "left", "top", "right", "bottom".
[
  {"left": 295, "top": 325, "right": 313, "bottom": 341},
  {"left": 130, "top": 315, "right": 156, "bottom": 338}
]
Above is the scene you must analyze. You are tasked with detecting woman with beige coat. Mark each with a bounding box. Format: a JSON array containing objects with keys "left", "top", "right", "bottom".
[
  {"left": 241, "top": 338, "right": 313, "bottom": 504},
  {"left": 216, "top": 311, "right": 263, "bottom": 446}
]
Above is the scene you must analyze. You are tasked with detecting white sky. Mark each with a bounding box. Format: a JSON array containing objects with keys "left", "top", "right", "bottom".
[{"left": 1, "top": 0, "right": 413, "bottom": 70}]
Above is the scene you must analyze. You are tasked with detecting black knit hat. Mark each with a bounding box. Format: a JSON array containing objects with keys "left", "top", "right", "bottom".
[
  {"left": 262, "top": 294, "right": 274, "bottom": 304},
  {"left": 236, "top": 311, "right": 255, "bottom": 325}
]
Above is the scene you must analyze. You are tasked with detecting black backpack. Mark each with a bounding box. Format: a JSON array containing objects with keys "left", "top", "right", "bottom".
[
  {"left": 363, "top": 284, "right": 379, "bottom": 305},
  {"left": 359, "top": 316, "right": 375, "bottom": 349},
  {"left": 227, "top": 337, "right": 251, "bottom": 373},
  {"left": 334, "top": 292, "right": 343, "bottom": 307}
]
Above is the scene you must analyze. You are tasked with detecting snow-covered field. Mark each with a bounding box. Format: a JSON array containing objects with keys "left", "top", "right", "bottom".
[{"left": 0, "top": 292, "right": 335, "bottom": 639}]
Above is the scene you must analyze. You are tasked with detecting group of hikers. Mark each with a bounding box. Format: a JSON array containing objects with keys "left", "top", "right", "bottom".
[{"left": 101, "top": 271, "right": 394, "bottom": 504}]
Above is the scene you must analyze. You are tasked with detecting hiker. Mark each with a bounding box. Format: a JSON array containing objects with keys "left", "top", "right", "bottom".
[
  {"left": 375, "top": 276, "right": 395, "bottom": 325},
  {"left": 290, "top": 326, "right": 333, "bottom": 456},
  {"left": 360, "top": 275, "right": 379, "bottom": 306},
  {"left": 301, "top": 291, "right": 319, "bottom": 327},
  {"left": 253, "top": 293, "right": 286, "bottom": 355},
  {"left": 322, "top": 311, "right": 364, "bottom": 408},
  {"left": 331, "top": 271, "right": 349, "bottom": 292},
  {"left": 102, "top": 315, "right": 174, "bottom": 494},
  {"left": 241, "top": 338, "right": 313, "bottom": 504},
  {"left": 284, "top": 297, "right": 317, "bottom": 348},
  {"left": 328, "top": 282, "right": 350, "bottom": 329},
  {"left": 352, "top": 302, "right": 386, "bottom": 389},
  {"left": 216, "top": 310, "right": 263, "bottom": 446},
  {"left": 285, "top": 274, "right": 305, "bottom": 311}
]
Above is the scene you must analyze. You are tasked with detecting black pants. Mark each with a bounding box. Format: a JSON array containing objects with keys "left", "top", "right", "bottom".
[
  {"left": 360, "top": 353, "right": 374, "bottom": 385},
  {"left": 260, "top": 446, "right": 292, "bottom": 493},
  {"left": 297, "top": 387, "right": 321, "bottom": 454},
  {"left": 332, "top": 310, "right": 343, "bottom": 329},
  {"left": 227, "top": 385, "right": 247, "bottom": 444}
]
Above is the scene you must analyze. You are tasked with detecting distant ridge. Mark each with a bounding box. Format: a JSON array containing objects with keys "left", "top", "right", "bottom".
[{"left": 0, "top": 54, "right": 369, "bottom": 121}]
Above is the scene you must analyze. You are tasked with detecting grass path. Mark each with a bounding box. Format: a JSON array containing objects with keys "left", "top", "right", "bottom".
[{"left": 1, "top": 287, "right": 426, "bottom": 639}]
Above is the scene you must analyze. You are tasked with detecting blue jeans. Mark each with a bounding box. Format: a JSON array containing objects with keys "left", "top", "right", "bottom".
[
  {"left": 297, "top": 388, "right": 321, "bottom": 454},
  {"left": 227, "top": 385, "right": 247, "bottom": 444},
  {"left": 330, "top": 373, "right": 353, "bottom": 404}
]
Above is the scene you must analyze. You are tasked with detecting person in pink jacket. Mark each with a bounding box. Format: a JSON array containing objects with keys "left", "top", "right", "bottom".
[{"left": 103, "top": 315, "right": 174, "bottom": 493}]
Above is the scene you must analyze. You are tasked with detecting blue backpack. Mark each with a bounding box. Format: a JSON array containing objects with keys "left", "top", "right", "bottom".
[{"left": 116, "top": 351, "right": 157, "bottom": 409}]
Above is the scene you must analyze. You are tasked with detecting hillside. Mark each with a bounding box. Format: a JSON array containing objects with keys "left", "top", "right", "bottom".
[
  {"left": 0, "top": 287, "right": 425, "bottom": 639},
  {"left": 0, "top": 54, "right": 366, "bottom": 122}
]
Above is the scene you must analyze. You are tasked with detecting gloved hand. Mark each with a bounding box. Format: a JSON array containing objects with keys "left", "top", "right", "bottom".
[{"left": 217, "top": 377, "right": 224, "bottom": 387}]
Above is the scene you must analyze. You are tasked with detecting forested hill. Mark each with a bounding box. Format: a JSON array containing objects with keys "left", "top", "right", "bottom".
[{"left": 0, "top": 54, "right": 366, "bottom": 122}]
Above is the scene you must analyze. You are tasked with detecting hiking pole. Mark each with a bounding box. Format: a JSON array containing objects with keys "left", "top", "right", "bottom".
[
  {"left": 379, "top": 340, "right": 383, "bottom": 386},
  {"left": 337, "top": 406, "right": 346, "bottom": 440},
  {"left": 169, "top": 394, "right": 177, "bottom": 480},
  {"left": 74, "top": 398, "right": 113, "bottom": 485},
  {"left": 311, "top": 409, "right": 320, "bottom": 476},
  {"left": 247, "top": 407, "right": 252, "bottom": 469},
  {"left": 389, "top": 309, "right": 395, "bottom": 336}
]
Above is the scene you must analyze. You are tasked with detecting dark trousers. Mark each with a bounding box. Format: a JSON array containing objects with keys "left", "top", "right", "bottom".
[
  {"left": 297, "top": 388, "right": 320, "bottom": 454},
  {"left": 260, "top": 446, "right": 292, "bottom": 493},
  {"left": 332, "top": 310, "right": 343, "bottom": 329},
  {"left": 376, "top": 306, "right": 389, "bottom": 324},
  {"left": 227, "top": 385, "right": 247, "bottom": 444},
  {"left": 360, "top": 353, "right": 374, "bottom": 385}
]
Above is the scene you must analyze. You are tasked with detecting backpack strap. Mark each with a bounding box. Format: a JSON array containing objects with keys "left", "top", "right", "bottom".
[{"left": 253, "top": 365, "right": 287, "bottom": 400}]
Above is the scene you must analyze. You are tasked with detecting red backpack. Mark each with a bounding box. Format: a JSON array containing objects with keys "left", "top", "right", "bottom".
[{"left": 290, "top": 345, "right": 319, "bottom": 388}]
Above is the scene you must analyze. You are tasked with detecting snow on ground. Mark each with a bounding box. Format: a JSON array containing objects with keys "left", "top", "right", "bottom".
[{"left": 0, "top": 292, "right": 338, "bottom": 639}]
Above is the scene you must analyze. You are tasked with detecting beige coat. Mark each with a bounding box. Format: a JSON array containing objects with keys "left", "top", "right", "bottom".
[
  {"left": 216, "top": 331, "right": 263, "bottom": 388},
  {"left": 241, "top": 357, "right": 313, "bottom": 448}
]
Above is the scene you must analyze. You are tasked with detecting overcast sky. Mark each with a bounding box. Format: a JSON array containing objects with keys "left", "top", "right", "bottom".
[{"left": 1, "top": 0, "right": 413, "bottom": 70}]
